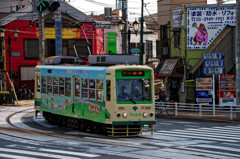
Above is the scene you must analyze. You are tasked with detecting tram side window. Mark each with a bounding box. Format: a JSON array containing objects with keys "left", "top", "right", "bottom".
[
  {"left": 47, "top": 76, "right": 53, "bottom": 94},
  {"left": 75, "top": 78, "right": 80, "bottom": 97},
  {"left": 89, "top": 79, "right": 95, "bottom": 100},
  {"left": 65, "top": 77, "right": 71, "bottom": 97},
  {"left": 41, "top": 76, "right": 46, "bottom": 94},
  {"left": 106, "top": 80, "right": 111, "bottom": 101},
  {"left": 53, "top": 77, "right": 59, "bottom": 95},
  {"left": 97, "top": 79, "right": 103, "bottom": 101},
  {"left": 143, "top": 79, "right": 151, "bottom": 100},
  {"left": 37, "top": 75, "right": 40, "bottom": 92},
  {"left": 59, "top": 77, "right": 65, "bottom": 96},
  {"left": 82, "top": 78, "right": 88, "bottom": 99}
]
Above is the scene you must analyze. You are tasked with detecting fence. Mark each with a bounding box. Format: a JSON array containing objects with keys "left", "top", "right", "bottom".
[{"left": 155, "top": 101, "right": 240, "bottom": 121}]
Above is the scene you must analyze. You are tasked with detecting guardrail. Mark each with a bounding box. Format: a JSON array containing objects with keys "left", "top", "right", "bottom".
[{"left": 155, "top": 101, "right": 240, "bottom": 120}]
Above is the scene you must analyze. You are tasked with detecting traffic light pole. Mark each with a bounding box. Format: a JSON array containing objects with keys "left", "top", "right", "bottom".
[
  {"left": 139, "top": 0, "right": 144, "bottom": 65},
  {"left": 39, "top": 12, "right": 45, "bottom": 64}
]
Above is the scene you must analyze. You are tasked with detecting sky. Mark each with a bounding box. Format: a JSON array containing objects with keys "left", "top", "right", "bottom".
[
  {"left": 66, "top": 0, "right": 236, "bottom": 22},
  {"left": 66, "top": 0, "right": 158, "bottom": 22}
]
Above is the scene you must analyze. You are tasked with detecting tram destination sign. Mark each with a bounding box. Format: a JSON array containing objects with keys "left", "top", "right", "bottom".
[
  {"left": 203, "top": 67, "right": 223, "bottom": 74},
  {"left": 202, "top": 53, "right": 223, "bottom": 60},
  {"left": 204, "top": 60, "right": 224, "bottom": 67}
]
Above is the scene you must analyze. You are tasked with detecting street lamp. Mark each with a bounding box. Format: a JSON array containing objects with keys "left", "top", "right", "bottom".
[
  {"left": 118, "top": 20, "right": 125, "bottom": 32},
  {"left": 118, "top": 19, "right": 139, "bottom": 54},
  {"left": 13, "top": 29, "right": 19, "bottom": 40},
  {"left": 0, "top": 29, "right": 5, "bottom": 38},
  {"left": 133, "top": 19, "right": 140, "bottom": 35}
]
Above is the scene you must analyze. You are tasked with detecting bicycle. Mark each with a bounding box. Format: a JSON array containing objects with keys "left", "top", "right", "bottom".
[{"left": 155, "top": 101, "right": 175, "bottom": 116}]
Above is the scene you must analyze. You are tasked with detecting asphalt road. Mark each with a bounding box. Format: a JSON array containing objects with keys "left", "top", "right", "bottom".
[{"left": 0, "top": 106, "right": 239, "bottom": 159}]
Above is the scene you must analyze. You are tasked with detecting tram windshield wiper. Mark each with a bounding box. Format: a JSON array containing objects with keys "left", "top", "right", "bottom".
[{"left": 129, "top": 97, "right": 136, "bottom": 104}]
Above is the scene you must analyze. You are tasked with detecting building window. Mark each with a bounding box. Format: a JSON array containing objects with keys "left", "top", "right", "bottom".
[
  {"left": 174, "top": 31, "right": 180, "bottom": 48},
  {"left": 146, "top": 40, "right": 153, "bottom": 60},
  {"left": 24, "top": 39, "right": 39, "bottom": 60}
]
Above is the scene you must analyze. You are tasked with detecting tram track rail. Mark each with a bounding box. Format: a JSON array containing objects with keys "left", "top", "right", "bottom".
[{"left": 1, "top": 107, "right": 152, "bottom": 147}]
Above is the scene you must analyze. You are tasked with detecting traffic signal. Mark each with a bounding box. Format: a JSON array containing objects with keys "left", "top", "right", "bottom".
[
  {"left": 37, "top": 1, "right": 49, "bottom": 13},
  {"left": 37, "top": 0, "right": 60, "bottom": 13},
  {"left": 48, "top": 1, "right": 60, "bottom": 11}
]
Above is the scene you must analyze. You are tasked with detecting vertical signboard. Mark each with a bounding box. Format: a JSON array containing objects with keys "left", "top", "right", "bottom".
[
  {"left": 195, "top": 77, "right": 213, "bottom": 104},
  {"left": 218, "top": 75, "right": 236, "bottom": 106},
  {"left": 107, "top": 32, "right": 117, "bottom": 54},
  {"left": 187, "top": 7, "right": 236, "bottom": 50},
  {"left": 55, "top": 19, "right": 62, "bottom": 56},
  {"left": 173, "top": 7, "right": 185, "bottom": 28}
]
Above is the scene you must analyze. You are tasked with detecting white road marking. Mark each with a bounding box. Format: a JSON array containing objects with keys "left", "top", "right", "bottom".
[
  {"left": 0, "top": 153, "right": 38, "bottom": 159},
  {"left": 0, "top": 148, "right": 81, "bottom": 159},
  {"left": 39, "top": 148, "right": 100, "bottom": 157}
]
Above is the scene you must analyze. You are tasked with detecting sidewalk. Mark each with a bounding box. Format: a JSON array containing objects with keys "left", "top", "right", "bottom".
[
  {"left": 157, "top": 110, "right": 240, "bottom": 124},
  {"left": 0, "top": 100, "right": 34, "bottom": 107}
]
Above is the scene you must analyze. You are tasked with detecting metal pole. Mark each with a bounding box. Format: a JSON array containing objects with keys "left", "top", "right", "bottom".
[
  {"left": 8, "top": 36, "right": 11, "bottom": 80},
  {"left": 122, "top": 0, "right": 128, "bottom": 54},
  {"left": 39, "top": 12, "right": 45, "bottom": 64},
  {"left": 139, "top": 0, "right": 144, "bottom": 65},
  {"left": 236, "top": 0, "right": 240, "bottom": 120},
  {"left": 213, "top": 74, "right": 215, "bottom": 117},
  {"left": 128, "top": 29, "right": 131, "bottom": 54}
]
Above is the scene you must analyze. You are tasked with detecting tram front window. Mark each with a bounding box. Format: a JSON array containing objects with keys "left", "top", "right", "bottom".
[{"left": 116, "top": 79, "right": 151, "bottom": 103}]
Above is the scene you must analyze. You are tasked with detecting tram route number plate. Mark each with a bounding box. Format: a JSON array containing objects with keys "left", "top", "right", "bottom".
[{"left": 129, "top": 113, "right": 141, "bottom": 117}]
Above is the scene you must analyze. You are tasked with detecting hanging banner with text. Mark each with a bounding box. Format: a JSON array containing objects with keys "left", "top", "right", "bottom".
[
  {"left": 173, "top": 7, "right": 185, "bottom": 28},
  {"left": 187, "top": 6, "right": 236, "bottom": 50}
]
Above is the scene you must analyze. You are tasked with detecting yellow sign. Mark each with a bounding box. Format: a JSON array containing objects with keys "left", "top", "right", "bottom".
[{"left": 37, "top": 28, "right": 80, "bottom": 39}]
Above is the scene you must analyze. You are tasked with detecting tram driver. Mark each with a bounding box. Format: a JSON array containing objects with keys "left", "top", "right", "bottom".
[{"left": 117, "top": 86, "right": 132, "bottom": 101}]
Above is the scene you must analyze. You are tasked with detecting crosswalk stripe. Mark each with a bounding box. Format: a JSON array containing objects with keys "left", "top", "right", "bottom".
[
  {"left": 160, "top": 148, "right": 238, "bottom": 159},
  {"left": 155, "top": 132, "right": 238, "bottom": 142},
  {"left": 0, "top": 153, "right": 38, "bottom": 159},
  {"left": 0, "top": 148, "right": 81, "bottom": 159},
  {"left": 39, "top": 148, "right": 100, "bottom": 157},
  {"left": 195, "top": 144, "right": 240, "bottom": 153},
  {"left": 157, "top": 130, "right": 240, "bottom": 140},
  {"left": 180, "top": 147, "right": 240, "bottom": 158}
]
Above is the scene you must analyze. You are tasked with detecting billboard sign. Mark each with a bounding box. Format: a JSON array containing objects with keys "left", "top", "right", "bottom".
[
  {"left": 187, "top": 7, "right": 236, "bottom": 50},
  {"left": 173, "top": 7, "right": 184, "bottom": 28}
]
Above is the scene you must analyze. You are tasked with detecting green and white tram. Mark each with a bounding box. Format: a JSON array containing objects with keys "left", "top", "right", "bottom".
[{"left": 34, "top": 56, "right": 155, "bottom": 136}]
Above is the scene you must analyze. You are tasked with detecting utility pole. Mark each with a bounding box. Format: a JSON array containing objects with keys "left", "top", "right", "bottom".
[
  {"left": 236, "top": 0, "right": 240, "bottom": 119},
  {"left": 139, "top": 0, "right": 144, "bottom": 65},
  {"left": 121, "top": 0, "right": 128, "bottom": 54}
]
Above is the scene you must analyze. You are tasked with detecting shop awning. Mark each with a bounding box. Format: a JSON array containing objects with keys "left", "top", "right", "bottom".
[{"left": 158, "top": 59, "right": 184, "bottom": 78}]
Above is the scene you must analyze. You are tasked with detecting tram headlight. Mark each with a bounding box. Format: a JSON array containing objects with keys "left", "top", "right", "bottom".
[
  {"left": 143, "top": 112, "right": 148, "bottom": 118},
  {"left": 149, "top": 112, "right": 154, "bottom": 117},
  {"left": 116, "top": 112, "right": 121, "bottom": 117},
  {"left": 122, "top": 112, "right": 128, "bottom": 118}
]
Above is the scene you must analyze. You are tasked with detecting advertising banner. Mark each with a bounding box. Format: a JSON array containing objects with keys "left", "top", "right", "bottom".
[
  {"left": 195, "top": 77, "right": 213, "bottom": 104},
  {"left": 173, "top": 7, "right": 184, "bottom": 28},
  {"left": 187, "top": 7, "right": 236, "bottom": 50},
  {"left": 218, "top": 75, "right": 236, "bottom": 106}
]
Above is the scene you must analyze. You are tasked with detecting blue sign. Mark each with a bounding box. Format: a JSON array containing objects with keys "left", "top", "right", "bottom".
[
  {"left": 12, "top": 52, "right": 20, "bottom": 56},
  {"left": 55, "top": 19, "right": 62, "bottom": 56},
  {"left": 130, "top": 48, "right": 140, "bottom": 54},
  {"left": 202, "top": 53, "right": 223, "bottom": 60},
  {"left": 203, "top": 67, "right": 223, "bottom": 74},
  {"left": 204, "top": 60, "right": 224, "bottom": 67}
]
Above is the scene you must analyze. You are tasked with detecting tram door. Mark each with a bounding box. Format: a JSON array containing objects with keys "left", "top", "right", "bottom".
[{"left": 73, "top": 76, "right": 80, "bottom": 114}]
